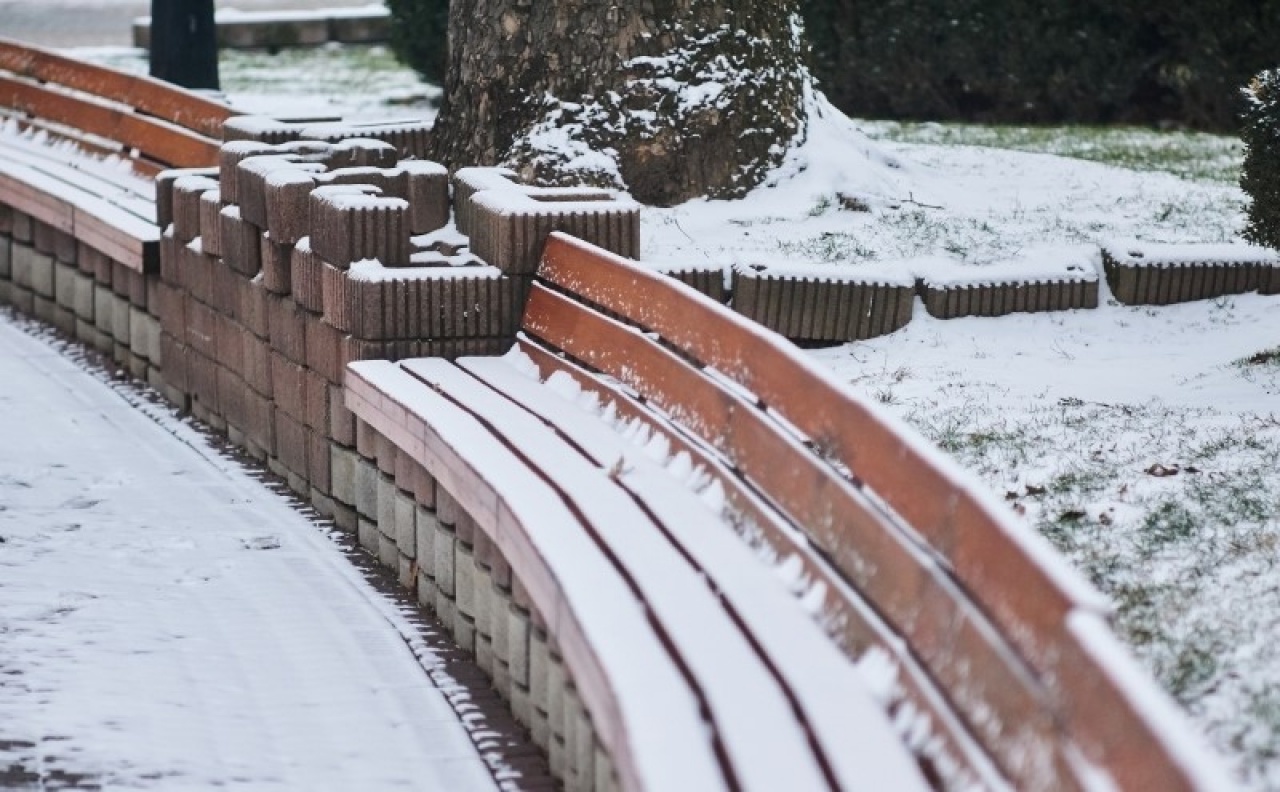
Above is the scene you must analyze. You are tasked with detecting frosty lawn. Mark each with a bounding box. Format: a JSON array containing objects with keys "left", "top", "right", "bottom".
[{"left": 67, "top": 42, "right": 1280, "bottom": 788}]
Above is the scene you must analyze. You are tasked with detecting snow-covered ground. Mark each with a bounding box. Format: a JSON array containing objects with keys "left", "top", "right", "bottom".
[{"left": 0, "top": 314, "right": 498, "bottom": 791}]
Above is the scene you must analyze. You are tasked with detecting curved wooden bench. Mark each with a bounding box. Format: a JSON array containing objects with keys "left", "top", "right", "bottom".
[
  {"left": 0, "top": 40, "right": 232, "bottom": 275},
  {"left": 345, "top": 231, "right": 1235, "bottom": 790},
  {"left": 0, "top": 36, "right": 232, "bottom": 172},
  {"left": 517, "top": 232, "right": 1232, "bottom": 791},
  {"left": 346, "top": 355, "right": 931, "bottom": 790}
]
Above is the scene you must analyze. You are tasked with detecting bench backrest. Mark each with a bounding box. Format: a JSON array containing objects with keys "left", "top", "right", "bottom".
[
  {"left": 0, "top": 37, "right": 232, "bottom": 172},
  {"left": 521, "top": 231, "right": 1230, "bottom": 792}
]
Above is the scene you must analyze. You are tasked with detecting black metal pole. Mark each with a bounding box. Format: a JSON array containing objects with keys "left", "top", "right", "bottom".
[{"left": 149, "top": 0, "right": 220, "bottom": 91}]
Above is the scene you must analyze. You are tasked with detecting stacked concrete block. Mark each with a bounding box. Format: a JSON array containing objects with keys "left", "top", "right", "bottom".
[
  {"left": 1101, "top": 242, "right": 1280, "bottom": 305},
  {"left": 460, "top": 168, "right": 640, "bottom": 277},
  {"left": 0, "top": 209, "right": 168, "bottom": 389},
  {"left": 732, "top": 264, "right": 917, "bottom": 342},
  {"left": 222, "top": 114, "right": 433, "bottom": 162}
]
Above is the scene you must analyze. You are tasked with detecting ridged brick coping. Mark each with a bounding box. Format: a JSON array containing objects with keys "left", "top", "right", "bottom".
[
  {"left": 1101, "top": 241, "right": 1279, "bottom": 305},
  {"left": 921, "top": 276, "right": 1099, "bottom": 319},
  {"left": 308, "top": 186, "right": 410, "bottom": 270},
  {"left": 731, "top": 264, "right": 915, "bottom": 342},
  {"left": 456, "top": 167, "right": 639, "bottom": 275},
  {"left": 222, "top": 115, "right": 433, "bottom": 162}
]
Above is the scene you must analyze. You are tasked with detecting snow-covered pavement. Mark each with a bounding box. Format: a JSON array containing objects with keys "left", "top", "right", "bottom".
[{"left": 0, "top": 310, "right": 497, "bottom": 790}]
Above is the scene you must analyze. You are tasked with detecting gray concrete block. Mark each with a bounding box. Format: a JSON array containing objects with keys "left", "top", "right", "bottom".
[
  {"left": 594, "top": 743, "right": 618, "bottom": 792},
  {"left": 508, "top": 601, "right": 530, "bottom": 687},
  {"left": 53, "top": 260, "right": 76, "bottom": 309},
  {"left": 309, "top": 487, "right": 336, "bottom": 519},
  {"left": 331, "top": 499, "right": 357, "bottom": 534},
  {"left": 456, "top": 543, "right": 476, "bottom": 620},
  {"left": 416, "top": 568, "right": 434, "bottom": 613},
  {"left": 415, "top": 504, "right": 437, "bottom": 581},
  {"left": 434, "top": 520, "right": 455, "bottom": 597},
  {"left": 394, "top": 490, "right": 416, "bottom": 557},
  {"left": 330, "top": 443, "right": 358, "bottom": 506},
  {"left": 529, "top": 628, "right": 550, "bottom": 750},
  {"left": 510, "top": 678, "right": 532, "bottom": 730},
  {"left": 110, "top": 291, "right": 132, "bottom": 345},
  {"left": 475, "top": 633, "right": 494, "bottom": 676},
  {"left": 453, "top": 610, "right": 475, "bottom": 656},
  {"left": 434, "top": 589, "right": 457, "bottom": 639},
  {"left": 376, "top": 472, "right": 398, "bottom": 538},
  {"left": 436, "top": 484, "right": 460, "bottom": 526},
  {"left": 93, "top": 284, "right": 114, "bottom": 337},
  {"left": 357, "top": 517, "right": 379, "bottom": 555},
  {"left": 0, "top": 279, "right": 10, "bottom": 307},
  {"left": 130, "top": 308, "right": 162, "bottom": 363},
  {"left": 377, "top": 531, "right": 398, "bottom": 570},
  {"left": 0, "top": 236, "right": 10, "bottom": 280},
  {"left": 569, "top": 693, "right": 596, "bottom": 792},
  {"left": 397, "top": 552, "right": 413, "bottom": 589},
  {"left": 10, "top": 243, "right": 33, "bottom": 288},
  {"left": 9, "top": 284, "right": 34, "bottom": 317},
  {"left": 474, "top": 569, "right": 493, "bottom": 642},
  {"left": 32, "top": 294, "right": 55, "bottom": 325},
  {"left": 548, "top": 655, "right": 567, "bottom": 778},
  {"left": 28, "top": 249, "right": 54, "bottom": 297},
  {"left": 354, "top": 457, "right": 380, "bottom": 520},
  {"left": 72, "top": 270, "right": 95, "bottom": 321}
]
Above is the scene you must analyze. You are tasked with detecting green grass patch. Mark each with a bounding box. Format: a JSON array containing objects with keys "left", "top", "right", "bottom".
[{"left": 860, "top": 120, "right": 1244, "bottom": 185}]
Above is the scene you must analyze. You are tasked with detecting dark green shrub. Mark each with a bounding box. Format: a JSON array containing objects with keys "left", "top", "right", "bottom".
[
  {"left": 385, "top": 0, "right": 448, "bottom": 83},
  {"left": 799, "top": 0, "right": 1280, "bottom": 132},
  {"left": 1242, "top": 69, "right": 1280, "bottom": 250}
]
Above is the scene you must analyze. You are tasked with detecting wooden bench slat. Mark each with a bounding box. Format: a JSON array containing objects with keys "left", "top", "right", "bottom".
[
  {"left": 506, "top": 337, "right": 1016, "bottom": 790},
  {"left": 0, "top": 152, "right": 157, "bottom": 271},
  {"left": 457, "top": 352, "right": 934, "bottom": 791},
  {"left": 0, "top": 74, "right": 220, "bottom": 168},
  {"left": 535, "top": 231, "right": 1103, "bottom": 672},
  {"left": 0, "top": 36, "right": 233, "bottom": 139},
  {"left": 521, "top": 282, "right": 1096, "bottom": 789},
  {"left": 400, "top": 357, "right": 831, "bottom": 792},
  {"left": 346, "top": 360, "right": 728, "bottom": 792}
]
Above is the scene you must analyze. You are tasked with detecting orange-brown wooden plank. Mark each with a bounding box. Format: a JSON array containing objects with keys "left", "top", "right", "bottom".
[
  {"left": 0, "top": 74, "right": 220, "bottom": 168},
  {"left": 0, "top": 36, "right": 232, "bottom": 138},
  {"left": 520, "top": 285, "right": 1087, "bottom": 790},
  {"left": 513, "top": 337, "right": 1012, "bottom": 790}
]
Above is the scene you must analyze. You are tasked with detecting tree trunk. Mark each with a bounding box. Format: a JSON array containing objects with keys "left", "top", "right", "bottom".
[
  {"left": 430, "top": 1, "right": 810, "bottom": 206},
  {"left": 149, "top": 0, "right": 220, "bottom": 91}
]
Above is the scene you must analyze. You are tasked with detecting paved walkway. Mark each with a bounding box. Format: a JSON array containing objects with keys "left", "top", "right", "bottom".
[
  {"left": 0, "top": 1, "right": 378, "bottom": 48},
  {"left": 0, "top": 310, "right": 498, "bottom": 791}
]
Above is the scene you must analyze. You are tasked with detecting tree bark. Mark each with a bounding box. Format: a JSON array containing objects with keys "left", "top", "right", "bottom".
[
  {"left": 149, "top": 0, "right": 220, "bottom": 91},
  {"left": 431, "top": 1, "right": 810, "bottom": 206}
]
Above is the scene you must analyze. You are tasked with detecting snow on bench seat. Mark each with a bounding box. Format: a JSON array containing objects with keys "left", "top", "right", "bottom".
[
  {"left": 0, "top": 145, "right": 159, "bottom": 272},
  {"left": 345, "top": 359, "right": 726, "bottom": 792},
  {"left": 454, "top": 351, "right": 931, "bottom": 792}
]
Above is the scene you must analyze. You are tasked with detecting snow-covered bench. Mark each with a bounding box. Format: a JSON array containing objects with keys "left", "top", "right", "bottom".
[
  {"left": 346, "top": 232, "right": 1232, "bottom": 791},
  {"left": 0, "top": 37, "right": 231, "bottom": 176}
]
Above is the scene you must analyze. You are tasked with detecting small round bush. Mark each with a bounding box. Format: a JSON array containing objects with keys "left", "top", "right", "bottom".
[
  {"left": 1241, "top": 69, "right": 1280, "bottom": 250},
  {"left": 385, "top": 0, "right": 449, "bottom": 84}
]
